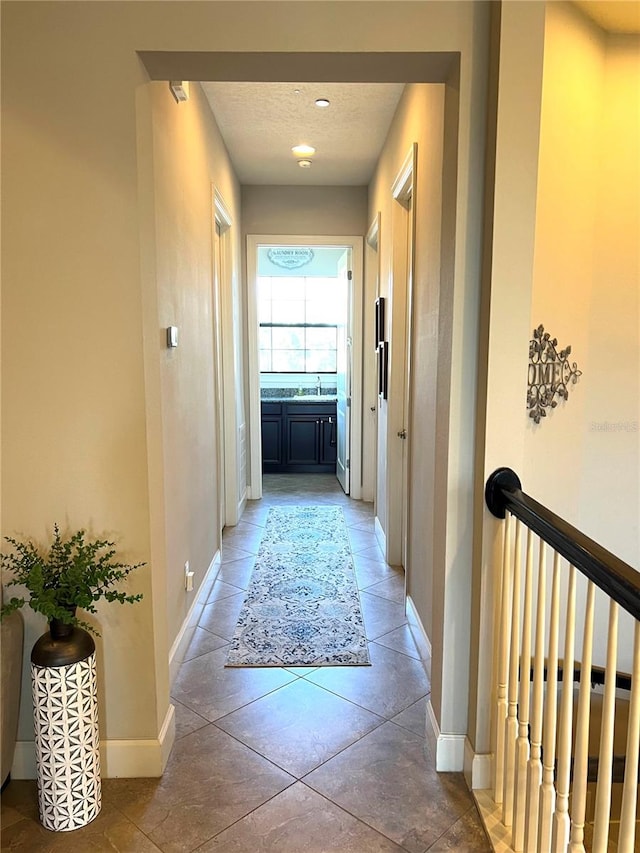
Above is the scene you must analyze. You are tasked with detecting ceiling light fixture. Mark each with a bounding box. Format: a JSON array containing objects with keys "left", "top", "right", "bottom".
[
  {"left": 298, "top": 159, "right": 313, "bottom": 169},
  {"left": 292, "top": 144, "right": 316, "bottom": 157},
  {"left": 315, "top": 98, "right": 330, "bottom": 108}
]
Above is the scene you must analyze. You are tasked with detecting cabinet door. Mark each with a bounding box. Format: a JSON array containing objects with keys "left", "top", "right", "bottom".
[
  {"left": 261, "top": 417, "right": 282, "bottom": 465},
  {"left": 286, "top": 415, "right": 320, "bottom": 465},
  {"left": 320, "top": 416, "right": 338, "bottom": 464}
]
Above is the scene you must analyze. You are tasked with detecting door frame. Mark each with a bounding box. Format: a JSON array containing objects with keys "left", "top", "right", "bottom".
[
  {"left": 365, "top": 212, "right": 381, "bottom": 507},
  {"left": 385, "top": 145, "right": 417, "bottom": 567},
  {"left": 213, "top": 188, "right": 241, "bottom": 527},
  {"left": 246, "top": 234, "right": 364, "bottom": 500}
]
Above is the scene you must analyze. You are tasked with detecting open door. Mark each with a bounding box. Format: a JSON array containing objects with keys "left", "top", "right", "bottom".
[
  {"left": 336, "top": 249, "right": 351, "bottom": 494},
  {"left": 246, "top": 235, "right": 363, "bottom": 501}
]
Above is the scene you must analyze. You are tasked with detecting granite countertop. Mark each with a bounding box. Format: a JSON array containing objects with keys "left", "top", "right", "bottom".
[{"left": 261, "top": 395, "right": 337, "bottom": 403}]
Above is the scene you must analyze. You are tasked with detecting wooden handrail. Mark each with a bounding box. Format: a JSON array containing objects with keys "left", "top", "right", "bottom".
[{"left": 485, "top": 468, "right": 640, "bottom": 621}]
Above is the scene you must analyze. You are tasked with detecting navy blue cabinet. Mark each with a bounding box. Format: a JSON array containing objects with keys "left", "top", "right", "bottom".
[{"left": 261, "top": 401, "right": 337, "bottom": 473}]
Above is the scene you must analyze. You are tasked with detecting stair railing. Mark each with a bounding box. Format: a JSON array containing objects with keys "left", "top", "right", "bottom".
[{"left": 485, "top": 468, "right": 639, "bottom": 853}]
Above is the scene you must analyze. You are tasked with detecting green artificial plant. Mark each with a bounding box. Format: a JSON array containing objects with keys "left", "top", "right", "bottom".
[{"left": 0, "top": 524, "right": 144, "bottom": 635}]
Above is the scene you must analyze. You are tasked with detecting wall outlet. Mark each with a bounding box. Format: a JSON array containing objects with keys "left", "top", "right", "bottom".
[{"left": 184, "top": 561, "right": 194, "bottom": 592}]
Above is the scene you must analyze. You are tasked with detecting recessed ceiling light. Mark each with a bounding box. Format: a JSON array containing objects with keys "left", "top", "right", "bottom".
[
  {"left": 298, "top": 159, "right": 313, "bottom": 169},
  {"left": 292, "top": 144, "right": 316, "bottom": 157},
  {"left": 315, "top": 98, "right": 330, "bottom": 108}
]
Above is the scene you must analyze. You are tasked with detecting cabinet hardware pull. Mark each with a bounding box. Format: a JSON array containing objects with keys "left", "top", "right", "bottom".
[{"left": 397, "top": 429, "right": 407, "bottom": 439}]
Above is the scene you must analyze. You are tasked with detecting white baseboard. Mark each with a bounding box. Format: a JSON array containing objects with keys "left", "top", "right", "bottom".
[
  {"left": 12, "top": 703, "right": 176, "bottom": 780},
  {"left": 426, "top": 698, "right": 465, "bottom": 772},
  {"left": 374, "top": 516, "right": 386, "bottom": 554},
  {"left": 405, "top": 595, "right": 431, "bottom": 679},
  {"left": 464, "top": 737, "right": 493, "bottom": 790},
  {"left": 169, "top": 550, "right": 220, "bottom": 686}
]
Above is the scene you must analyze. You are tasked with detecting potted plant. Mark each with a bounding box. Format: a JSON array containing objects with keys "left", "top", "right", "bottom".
[
  {"left": 0, "top": 523, "right": 143, "bottom": 633},
  {"left": 0, "top": 524, "right": 144, "bottom": 832}
]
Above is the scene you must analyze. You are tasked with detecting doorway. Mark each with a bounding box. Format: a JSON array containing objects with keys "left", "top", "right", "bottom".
[
  {"left": 246, "top": 235, "right": 364, "bottom": 501},
  {"left": 385, "top": 146, "right": 416, "bottom": 569}
]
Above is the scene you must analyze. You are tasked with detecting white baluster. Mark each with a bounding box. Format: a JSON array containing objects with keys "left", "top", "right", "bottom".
[
  {"left": 592, "top": 599, "right": 619, "bottom": 852},
  {"left": 551, "top": 564, "right": 576, "bottom": 852},
  {"left": 524, "top": 543, "right": 547, "bottom": 853},
  {"left": 537, "top": 551, "right": 561, "bottom": 853},
  {"left": 512, "top": 528, "right": 534, "bottom": 851},
  {"left": 568, "top": 580, "right": 595, "bottom": 853},
  {"left": 503, "top": 519, "right": 523, "bottom": 828},
  {"left": 495, "top": 511, "right": 513, "bottom": 805},
  {"left": 618, "top": 620, "right": 639, "bottom": 853}
]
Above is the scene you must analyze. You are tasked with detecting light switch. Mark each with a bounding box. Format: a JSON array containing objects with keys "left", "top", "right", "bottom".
[{"left": 166, "top": 326, "right": 178, "bottom": 348}]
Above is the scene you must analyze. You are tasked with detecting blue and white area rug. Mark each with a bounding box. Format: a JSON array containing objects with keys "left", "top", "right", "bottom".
[{"left": 225, "top": 506, "right": 371, "bottom": 667}]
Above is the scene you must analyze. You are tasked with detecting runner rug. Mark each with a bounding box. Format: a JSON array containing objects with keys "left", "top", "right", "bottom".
[{"left": 225, "top": 506, "right": 370, "bottom": 667}]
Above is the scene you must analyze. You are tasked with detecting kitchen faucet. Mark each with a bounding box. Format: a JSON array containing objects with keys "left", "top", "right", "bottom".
[{"left": 316, "top": 375, "right": 322, "bottom": 395}]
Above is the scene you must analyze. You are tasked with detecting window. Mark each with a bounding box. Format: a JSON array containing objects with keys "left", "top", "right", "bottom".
[{"left": 258, "top": 275, "right": 341, "bottom": 373}]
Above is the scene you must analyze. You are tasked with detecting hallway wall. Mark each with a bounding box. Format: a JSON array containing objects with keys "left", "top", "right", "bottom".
[
  {"left": 143, "top": 80, "right": 242, "bottom": 666},
  {"left": 525, "top": 2, "right": 640, "bottom": 674},
  {"left": 2, "top": 3, "right": 159, "bottom": 754},
  {"left": 1, "top": 0, "right": 489, "bottom": 777},
  {"left": 367, "top": 82, "right": 447, "bottom": 674},
  {"left": 526, "top": 3, "right": 639, "bottom": 571},
  {"left": 242, "top": 185, "right": 368, "bottom": 236},
  {"left": 468, "top": 0, "right": 640, "bottom": 781}
]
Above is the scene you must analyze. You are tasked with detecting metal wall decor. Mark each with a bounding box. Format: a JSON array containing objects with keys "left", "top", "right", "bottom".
[{"left": 527, "top": 324, "right": 582, "bottom": 423}]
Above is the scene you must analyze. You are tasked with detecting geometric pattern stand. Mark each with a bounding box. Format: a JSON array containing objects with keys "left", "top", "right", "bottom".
[{"left": 31, "top": 654, "right": 101, "bottom": 831}]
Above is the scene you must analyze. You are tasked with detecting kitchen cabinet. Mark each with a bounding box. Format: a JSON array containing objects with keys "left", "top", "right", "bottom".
[
  {"left": 261, "top": 400, "right": 337, "bottom": 473},
  {"left": 260, "top": 403, "right": 283, "bottom": 466}
]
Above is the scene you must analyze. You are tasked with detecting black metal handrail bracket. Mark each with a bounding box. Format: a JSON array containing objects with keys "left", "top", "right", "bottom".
[{"left": 485, "top": 467, "right": 640, "bottom": 622}]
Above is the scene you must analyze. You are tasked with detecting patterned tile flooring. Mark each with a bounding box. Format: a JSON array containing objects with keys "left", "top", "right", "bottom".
[{"left": 1, "top": 474, "right": 490, "bottom": 852}]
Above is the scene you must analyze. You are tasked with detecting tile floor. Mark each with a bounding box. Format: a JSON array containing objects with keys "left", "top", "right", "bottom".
[{"left": 1, "top": 474, "right": 490, "bottom": 852}]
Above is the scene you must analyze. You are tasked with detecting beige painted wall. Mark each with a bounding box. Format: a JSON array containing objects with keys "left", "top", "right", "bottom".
[
  {"left": 468, "top": 1, "right": 639, "bottom": 770},
  {"left": 367, "top": 83, "right": 446, "bottom": 644},
  {"left": 145, "top": 80, "right": 242, "bottom": 655},
  {"left": 368, "top": 54, "right": 490, "bottom": 749},
  {"left": 2, "top": 4, "right": 158, "bottom": 745},
  {"left": 468, "top": 1, "right": 547, "bottom": 763},
  {"left": 526, "top": 3, "right": 639, "bottom": 673},
  {"left": 526, "top": 5, "right": 639, "bottom": 570},
  {"left": 242, "top": 186, "right": 367, "bottom": 237},
  {"left": 2, "top": 0, "right": 488, "bottom": 774},
  {"left": 585, "top": 33, "right": 639, "bottom": 566}
]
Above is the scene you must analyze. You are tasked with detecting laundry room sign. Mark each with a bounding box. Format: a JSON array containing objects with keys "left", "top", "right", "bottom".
[{"left": 267, "top": 247, "right": 314, "bottom": 270}]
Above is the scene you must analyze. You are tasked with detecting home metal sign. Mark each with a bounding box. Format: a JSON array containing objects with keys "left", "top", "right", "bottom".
[
  {"left": 527, "top": 324, "right": 582, "bottom": 424},
  {"left": 267, "top": 247, "right": 314, "bottom": 270}
]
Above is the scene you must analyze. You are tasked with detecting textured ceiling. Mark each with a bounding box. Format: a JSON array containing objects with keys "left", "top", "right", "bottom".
[
  {"left": 200, "top": 3, "right": 639, "bottom": 187},
  {"left": 201, "top": 82, "right": 405, "bottom": 186}
]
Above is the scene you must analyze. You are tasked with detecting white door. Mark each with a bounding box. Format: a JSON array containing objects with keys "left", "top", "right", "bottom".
[{"left": 336, "top": 249, "right": 351, "bottom": 494}]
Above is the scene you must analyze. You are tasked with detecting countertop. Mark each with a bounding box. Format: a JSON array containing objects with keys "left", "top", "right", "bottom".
[{"left": 261, "top": 396, "right": 337, "bottom": 403}]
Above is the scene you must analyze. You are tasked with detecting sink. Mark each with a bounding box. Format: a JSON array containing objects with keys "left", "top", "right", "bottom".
[{"left": 292, "top": 394, "right": 337, "bottom": 402}]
